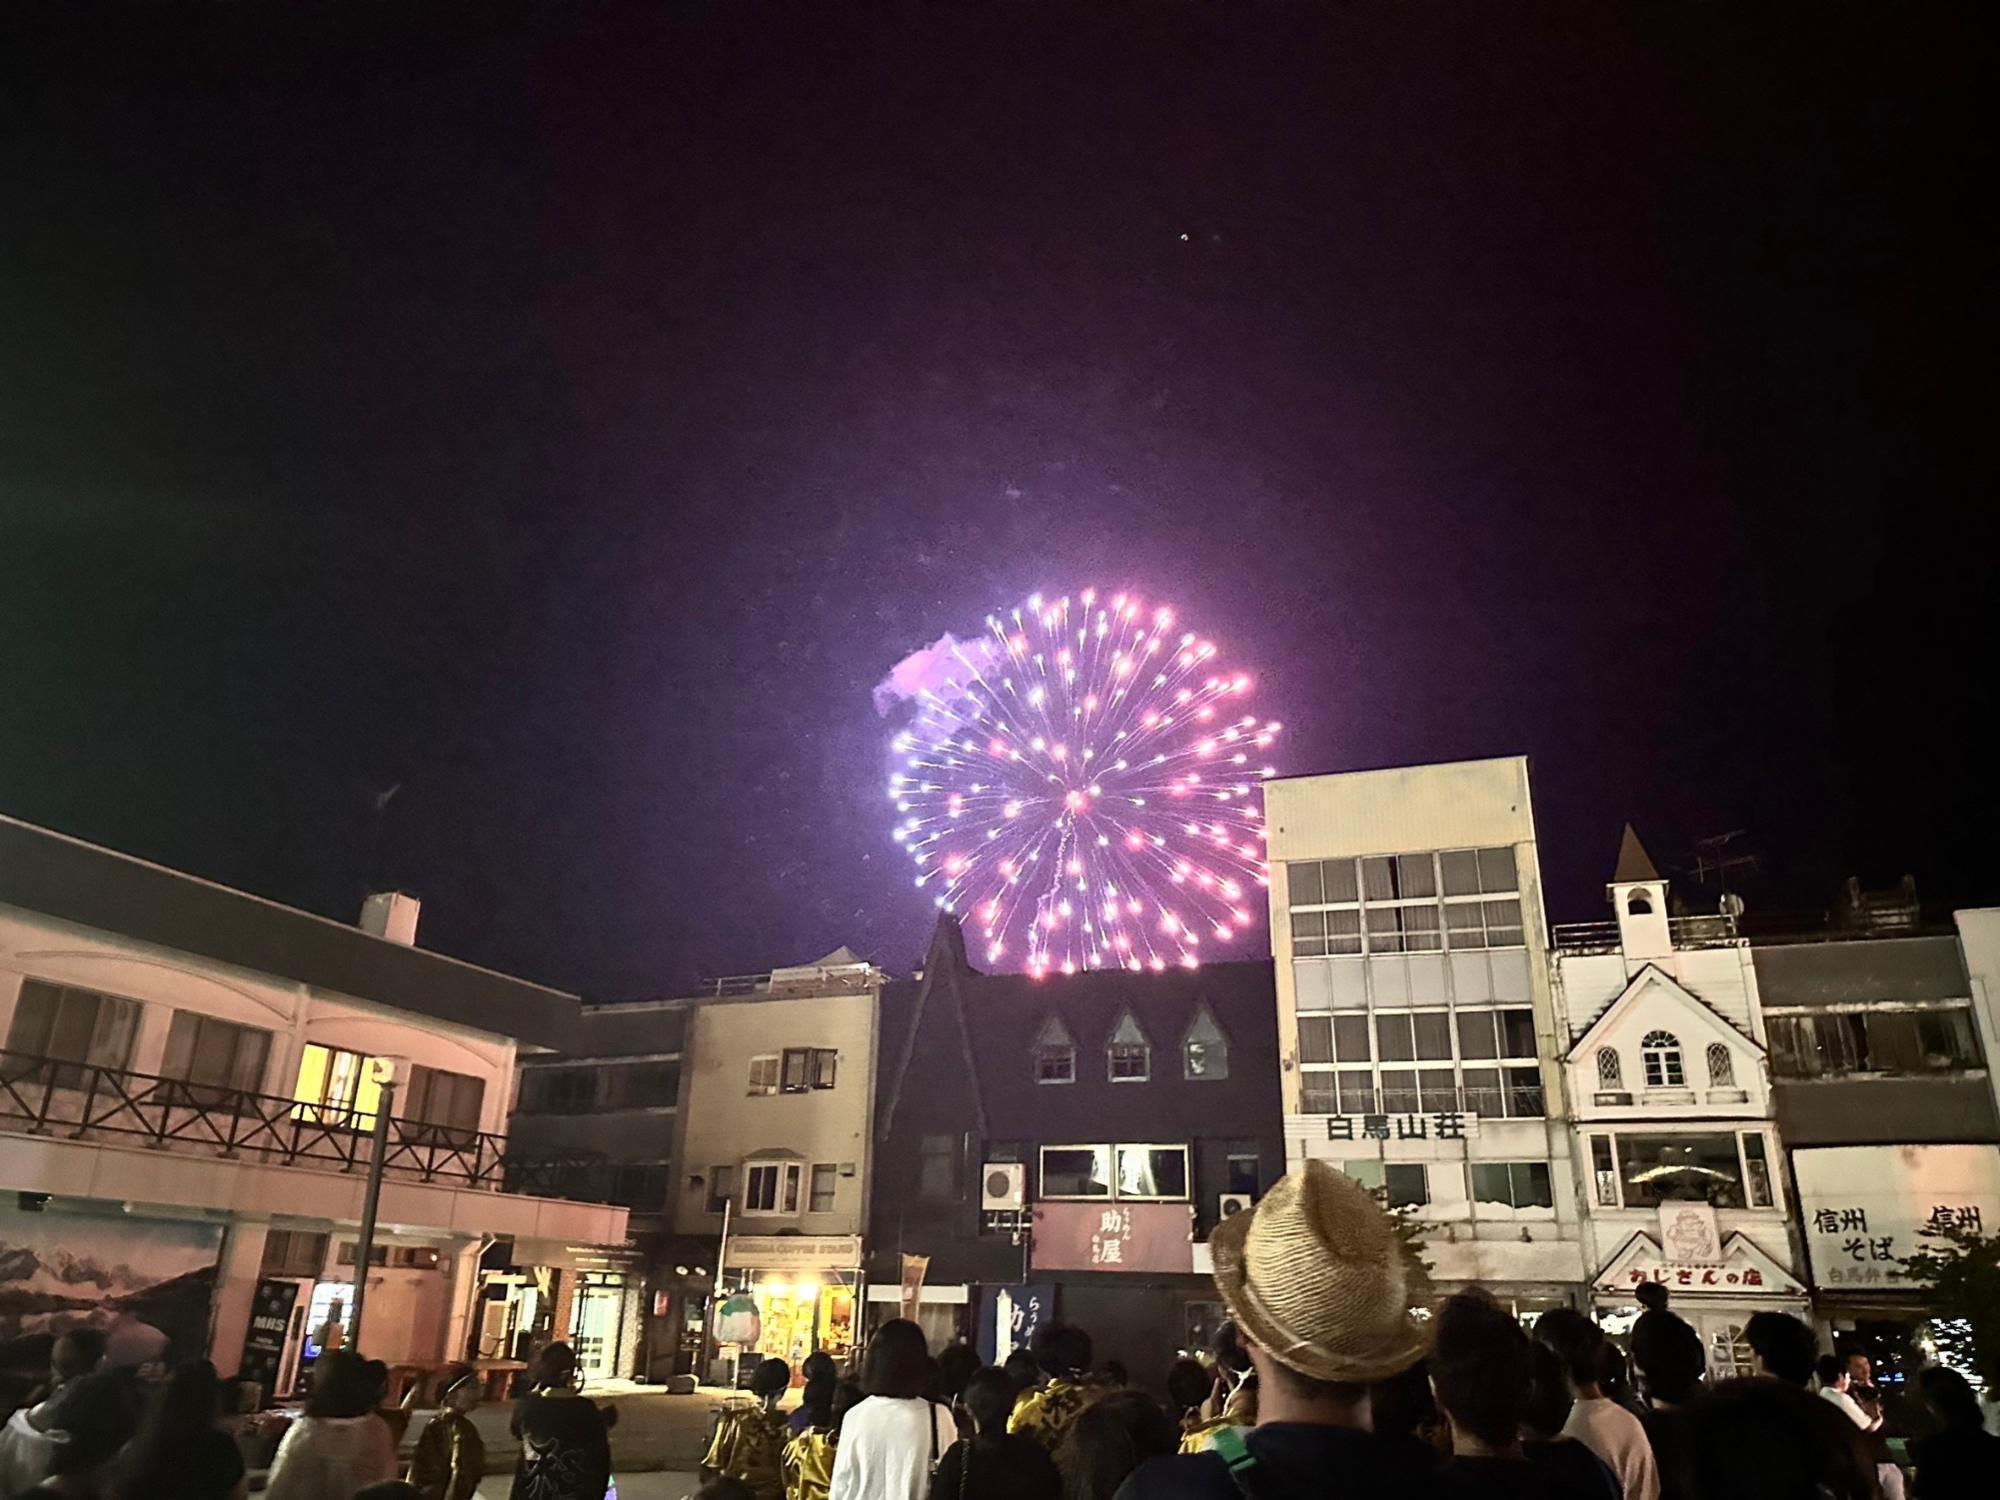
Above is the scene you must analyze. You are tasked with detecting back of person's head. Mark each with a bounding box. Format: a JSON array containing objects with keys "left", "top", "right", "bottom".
[
  {"left": 1631, "top": 1307, "right": 1707, "bottom": 1405},
  {"left": 1209, "top": 1320, "right": 1251, "bottom": 1376},
  {"left": 1033, "top": 1322, "right": 1092, "bottom": 1380},
  {"left": 1743, "top": 1312, "right": 1818, "bottom": 1387},
  {"left": 51, "top": 1327, "right": 108, "bottom": 1382},
  {"left": 749, "top": 1357, "right": 790, "bottom": 1400},
  {"left": 936, "top": 1341, "right": 981, "bottom": 1402},
  {"left": 1815, "top": 1353, "right": 1846, "bottom": 1389},
  {"left": 354, "top": 1485, "right": 422, "bottom": 1500},
  {"left": 1634, "top": 1282, "right": 1670, "bottom": 1314},
  {"left": 1532, "top": 1307, "right": 1605, "bottom": 1391},
  {"left": 1003, "top": 1349, "right": 1042, "bottom": 1394},
  {"left": 155, "top": 1358, "right": 223, "bottom": 1429},
  {"left": 43, "top": 1368, "right": 142, "bottom": 1477},
  {"left": 961, "top": 1366, "right": 1018, "bottom": 1439},
  {"left": 305, "top": 1349, "right": 379, "bottom": 1418},
  {"left": 689, "top": 1479, "right": 756, "bottom": 1500},
  {"left": 1055, "top": 1388, "right": 1178, "bottom": 1500},
  {"left": 532, "top": 1341, "right": 579, "bottom": 1391},
  {"left": 1522, "top": 1340, "right": 1574, "bottom": 1440},
  {"left": 362, "top": 1358, "right": 389, "bottom": 1401},
  {"left": 1598, "top": 1341, "right": 1634, "bottom": 1403},
  {"left": 1368, "top": 1358, "right": 1437, "bottom": 1442},
  {"left": 829, "top": 1378, "right": 866, "bottom": 1436},
  {"left": 1919, "top": 1365, "right": 1985, "bottom": 1432},
  {"left": 800, "top": 1350, "right": 838, "bottom": 1385},
  {"left": 1430, "top": 1292, "right": 1530, "bottom": 1450},
  {"left": 862, "top": 1318, "right": 932, "bottom": 1398},
  {"left": 1688, "top": 1377, "right": 1875, "bottom": 1500},
  {"left": 1099, "top": 1359, "right": 1128, "bottom": 1387},
  {"left": 1165, "top": 1358, "right": 1211, "bottom": 1418},
  {"left": 799, "top": 1366, "right": 837, "bottom": 1428}
]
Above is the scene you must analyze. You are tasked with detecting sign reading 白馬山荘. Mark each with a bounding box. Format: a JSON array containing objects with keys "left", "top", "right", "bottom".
[{"left": 1792, "top": 1145, "right": 2000, "bottom": 1291}]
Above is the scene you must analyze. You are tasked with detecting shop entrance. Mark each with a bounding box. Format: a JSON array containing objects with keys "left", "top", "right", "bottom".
[{"left": 569, "top": 1272, "right": 630, "bottom": 1384}]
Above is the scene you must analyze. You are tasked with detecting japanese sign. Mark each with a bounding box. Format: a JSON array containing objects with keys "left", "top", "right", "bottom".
[
  {"left": 1592, "top": 1229, "right": 1804, "bottom": 1298},
  {"left": 899, "top": 1253, "right": 930, "bottom": 1321},
  {"left": 1031, "top": 1201, "right": 1195, "bottom": 1274},
  {"left": 1793, "top": 1145, "right": 2000, "bottom": 1292}
]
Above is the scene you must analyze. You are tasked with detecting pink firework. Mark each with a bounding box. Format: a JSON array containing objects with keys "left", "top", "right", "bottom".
[{"left": 888, "top": 588, "right": 1281, "bottom": 975}]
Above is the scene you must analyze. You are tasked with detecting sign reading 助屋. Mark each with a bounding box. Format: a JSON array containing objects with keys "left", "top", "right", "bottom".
[
  {"left": 1792, "top": 1145, "right": 2000, "bottom": 1292},
  {"left": 1031, "top": 1202, "right": 1195, "bottom": 1274}
]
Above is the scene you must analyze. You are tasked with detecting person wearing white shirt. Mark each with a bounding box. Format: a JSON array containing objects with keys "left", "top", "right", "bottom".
[
  {"left": 1535, "top": 1308, "right": 1661, "bottom": 1500},
  {"left": 829, "top": 1320, "right": 957, "bottom": 1500}
]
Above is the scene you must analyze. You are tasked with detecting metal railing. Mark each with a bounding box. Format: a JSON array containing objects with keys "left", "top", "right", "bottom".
[
  {"left": 1294, "top": 1077, "right": 1547, "bottom": 1119},
  {"left": 0, "top": 1049, "right": 602, "bottom": 1195},
  {"left": 1551, "top": 914, "right": 1741, "bottom": 950}
]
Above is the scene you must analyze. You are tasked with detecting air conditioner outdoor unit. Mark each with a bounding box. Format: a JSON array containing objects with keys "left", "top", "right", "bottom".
[
  {"left": 1217, "top": 1192, "right": 1253, "bottom": 1219},
  {"left": 981, "top": 1163, "right": 1026, "bottom": 1211}
]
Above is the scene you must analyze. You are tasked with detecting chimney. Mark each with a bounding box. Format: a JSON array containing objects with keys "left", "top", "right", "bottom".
[{"left": 360, "top": 891, "right": 421, "bottom": 946}]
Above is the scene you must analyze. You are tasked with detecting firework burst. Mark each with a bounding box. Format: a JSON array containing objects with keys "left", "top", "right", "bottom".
[{"left": 888, "top": 588, "right": 1280, "bottom": 975}]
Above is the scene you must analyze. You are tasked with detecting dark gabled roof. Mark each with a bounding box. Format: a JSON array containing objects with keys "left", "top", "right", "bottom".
[
  {"left": 1612, "top": 823, "right": 1662, "bottom": 885},
  {"left": 0, "top": 812, "right": 581, "bottom": 1049},
  {"left": 878, "top": 915, "right": 989, "bottom": 1142}
]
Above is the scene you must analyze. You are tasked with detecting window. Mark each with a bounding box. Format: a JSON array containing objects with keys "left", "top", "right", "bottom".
[
  {"left": 705, "top": 1164, "right": 735, "bottom": 1214},
  {"left": 261, "top": 1229, "right": 329, "bottom": 1278},
  {"left": 1225, "top": 1150, "right": 1260, "bottom": 1197},
  {"left": 522, "top": 1067, "right": 599, "bottom": 1113},
  {"left": 1766, "top": 1008, "right": 1984, "bottom": 1078},
  {"left": 1384, "top": 1163, "right": 1429, "bottom": 1209},
  {"left": 744, "top": 1160, "right": 803, "bottom": 1213},
  {"left": 1741, "top": 1133, "right": 1773, "bottom": 1208},
  {"left": 1470, "top": 1162, "right": 1554, "bottom": 1210},
  {"left": 1041, "top": 1145, "right": 1114, "bottom": 1198},
  {"left": 781, "top": 1047, "right": 838, "bottom": 1092},
  {"left": 1596, "top": 1047, "right": 1624, "bottom": 1090},
  {"left": 609, "top": 1164, "right": 670, "bottom": 1212},
  {"left": 1705, "top": 1043, "right": 1735, "bottom": 1088},
  {"left": 1590, "top": 1135, "right": 1618, "bottom": 1206},
  {"left": 1107, "top": 1013, "right": 1152, "bottom": 1081},
  {"left": 747, "top": 1055, "right": 780, "bottom": 1096},
  {"left": 1627, "top": 890, "right": 1654, "bottom": 916},
  {"left": 1342, "top": 1159, "right": 1386, "bottom": 1190},
  {"left": 602, "top": 1060, "right": 681, "bottom": 1110},
  {"left": 6, "top": 981, "right": 140, "bottom": 1086},
  {"left": 161, "top": 1012, "right": 271, "bottom": 1097},
  {"left": 1184, "top": 1009, "right": 1228, "bottom": 1080},
  {"left": 1033, "top": 1016, "right": 1076, "bottom": 1084},
  {"left": 1642, "top": 1031, "right": 1686, "bottom": 1088},
  {"left": 292, "top": 1043, "right": 385, "bottom": 1129},
  {"left": 403, "top": 1065, "right": 485, "bottom": 1136},
  {"left": 1115, "top": 1145, "right": 1190, "bottom": 1199},
  {"left": 919, "top": 1134, "right": 957, "bottom": 1200},
  {"left": 810, "top": 1163, "right": 838, "bottom": 1213},
  {"left": 1616, "top": 1133, "right": 1747, "bottom": 1208}
]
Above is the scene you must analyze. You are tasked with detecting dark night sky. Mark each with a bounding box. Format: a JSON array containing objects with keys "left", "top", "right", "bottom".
[{"left": 1, "top": 3, "right": 1985, "bottom": 995}]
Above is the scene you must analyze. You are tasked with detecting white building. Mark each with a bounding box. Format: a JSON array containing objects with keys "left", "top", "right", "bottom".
[
  {"left": 0, "top": 814, "right": 624, "bottom": 1399},
  {"left": 1550, "top": 826, "right": 1807, "bottom": 1374},
  {"left": 1265, "top": 757, "right": 1586, "bottom": 1315}
]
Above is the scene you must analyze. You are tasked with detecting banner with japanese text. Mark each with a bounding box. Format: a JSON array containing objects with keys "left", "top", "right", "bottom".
[
  {"left": 1031, "top": 1202, "right": 1195, "bottom": 1274},
  {"left": 1793, "top": 1144, "right": 2000, "bottom": 1292},
  {"left": 899, "top": 1253, "right": 930, "bottom": 1320}
]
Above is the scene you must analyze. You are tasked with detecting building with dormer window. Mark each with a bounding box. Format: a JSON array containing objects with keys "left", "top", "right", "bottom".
[{"left": 1551, "top": 826, "right": 1807, "bottom": 1374}]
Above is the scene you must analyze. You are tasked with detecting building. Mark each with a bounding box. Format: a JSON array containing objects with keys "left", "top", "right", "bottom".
[
  {"left": 1550, "top": 827, "right": 1807, "bottom": 1375},
  {"left": 869, "top": 917, "right": 1283, "bottom": 1387},
  {"left": 1263, "top": 757, "right": 1586, "bottom": 1316},
  {"left": 1751, "top": 899, "right": 2000, "bottom": 1369},
  {"left": 0, "top": 813, "right": 624, "bottom": 1399}
]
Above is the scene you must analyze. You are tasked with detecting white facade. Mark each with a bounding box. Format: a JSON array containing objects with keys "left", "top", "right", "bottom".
[
  {"left": 1550, "top": 831, "right": 1808, "bottom": 1374},
  {"left": 1264, "top": 757, "right": 1585, "bottom": 1307}
]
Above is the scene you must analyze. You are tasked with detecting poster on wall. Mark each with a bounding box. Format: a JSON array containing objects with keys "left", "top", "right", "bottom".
[
  {"left": 1792, "top": 1144, "right": 2000, "bottom": 1292},
  {"left": 235, "top": 1279, "right": 302, "bottom": 1404},
  {"left": 0, "top": 1206, "right": 225, "bottom": 1369}
]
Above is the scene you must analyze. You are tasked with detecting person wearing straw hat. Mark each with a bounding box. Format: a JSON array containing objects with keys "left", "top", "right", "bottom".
[{"left": 1113, "top": 1161, "right": 1435, "bottom": 1499}]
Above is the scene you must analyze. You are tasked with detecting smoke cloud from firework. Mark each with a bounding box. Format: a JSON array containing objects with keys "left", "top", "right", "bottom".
[{"left": 884, "top": 588, "right": 1280, "bottom": 976}]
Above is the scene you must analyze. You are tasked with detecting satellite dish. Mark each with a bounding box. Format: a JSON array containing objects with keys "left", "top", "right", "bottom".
[{"left": 1719, "top": 891, "right": 1746, "bottom": 920}]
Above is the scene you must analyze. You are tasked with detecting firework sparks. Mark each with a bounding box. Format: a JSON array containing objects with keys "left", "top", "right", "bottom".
[{"left": 887, "top": 588, "right": 1280, "bottom": 975}]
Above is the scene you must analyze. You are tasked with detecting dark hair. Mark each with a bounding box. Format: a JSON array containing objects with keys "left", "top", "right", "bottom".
[
  {"left": 44, "top": 1368, "right": 143, "bottom": 1477},
  {"left": 1598, "top": 1341, "right": 1634, "bottom": 1404},
  {"left": 1532, "top": 1308, "right": 1606, "bottom": 1390},
  {"left": 1368, "top": 1359, "right": 1437, "bottom": 1442},
  {"left": 51, "top": 1328, "right": 109, "bottom": 1382},
  {"left": 862, "top": 1319, "right": 933, "bottom": 1399},
  {"left": 1431, "top": 1292, "right": 1530, "bottom": 1450},
  {"left": 1522, "top": 1340, "right": 1574, "bottom": 1439},
  {"left": 1166, "top": 1359, "right": 1211, "bottom": 1417},
  {"left": 1688, "top": 1377, "right": 1876, "bottom": 1500},
  {"left": 1033, "top": 1322, "right": 1092, "bottom": 1380},
  {"left": 1055, "top": 1389, "right": 1178, "bottom": 1500},
  {"left": 1254, "top": 1354, "right": 1368, "bottom": 1406},
  {"left": 117, "top": 1358, "right": 224, "bottom": 1489},
  {"left": 1100, "top": 1359, "right": 1128, "bottom": 1387},
  {"left": 1632, "top": 1308, "right": 1707, "bottom": 1404},
  {"left": 690, "top": 1480, "right": 756, "bottom": 1500},
  {"left": 305, "top": 1349, "right": 379, "bottom": 1418},
  {"left": 830, "top": 1378, "right": 866, "bottom": 1436},
  {"left": 1003, "top": 1349, "right": 1042, "bottom": 1394},
  {"left": 532, "top": 1342, "right": 579, "bottom": 1390},
  {"left": 1815, "top": 1353, "right": 1845, "bottom": 1388},
  {"left": 749, "top": 1357, "right": 790, "bottom": 1399},
  {"left": 1634, "top": 1282, "right": 1670, "bottom": 1313},
  {"left": 1743, "top": 1313, "right": 1817, "bottom": 1387},
  {"left": 1209, "top": 1320, "right": 1251, "bottom": 1375},
  {"left": 1919, "top": 1365, "right": 1985, "bottom": 1432},
  {"left": 800, "top": 1367, "right": 837, "bottom": 1428},
  {"left": 962, "top": 1366, "right": 1019, "bottom": 1439},
  {"left": 801, "top": 1350, "right": 838, "bottom": 1383},
  {"left": 354, "top": 1486, "right": 423, "bottom": 1500},
  {"left": 937, "top": 1342, "right": 981, "bottom": 1401}
]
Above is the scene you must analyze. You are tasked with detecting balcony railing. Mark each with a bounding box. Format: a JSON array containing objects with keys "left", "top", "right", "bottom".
[
  {"left": 1551, "top": 914, "right": 1742, "bottom": 951},
  {"left": 1294, "top": 1078, "right": 1547, "bottom": 1119},
  {"left": 0, "top": 1049, "right": 601, "bottom": 1196}
]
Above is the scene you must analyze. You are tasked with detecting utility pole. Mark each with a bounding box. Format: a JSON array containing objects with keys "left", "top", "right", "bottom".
[{"left": 348, "top": 1058, "right": 401, "bottom": 1353}]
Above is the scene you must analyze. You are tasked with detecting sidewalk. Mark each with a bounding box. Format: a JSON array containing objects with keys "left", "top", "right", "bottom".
[{"left": 466, "top": 1383, "right": 771, "bottom": 1473}]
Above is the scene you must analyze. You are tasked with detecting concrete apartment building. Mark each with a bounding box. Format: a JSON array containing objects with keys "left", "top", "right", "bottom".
[
  {"left": 1550, "top": 827, "right": 1808, "bottom": 1375},
  {"left": 0, "top": 814, "right": 624, "bottom": 1400},
  {"left": 1264, "top": 757, "right": 1586, "bottom": 1314}
]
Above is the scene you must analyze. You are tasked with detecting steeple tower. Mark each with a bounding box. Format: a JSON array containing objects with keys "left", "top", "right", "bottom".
[{"left": 1610, "top": 823, "right": 1671, "bottom": 960}]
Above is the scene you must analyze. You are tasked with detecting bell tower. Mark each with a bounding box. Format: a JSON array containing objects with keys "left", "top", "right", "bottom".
[{"left": 1610, "top": 823, "right": 1671, "bottom": 961}]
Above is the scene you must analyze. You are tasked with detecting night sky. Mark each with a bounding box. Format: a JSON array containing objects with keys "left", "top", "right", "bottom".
[{"left": 2, "top": 4, "right": 1984, "bottom": 995}]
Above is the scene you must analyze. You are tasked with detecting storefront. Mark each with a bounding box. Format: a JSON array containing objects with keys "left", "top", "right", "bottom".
[
  {"left": 719, "top": 1234, "right": 864, "bottom": 1376},
  {"left": 1588, "top": 1204, "right": 1808, "bottom": 1379}
]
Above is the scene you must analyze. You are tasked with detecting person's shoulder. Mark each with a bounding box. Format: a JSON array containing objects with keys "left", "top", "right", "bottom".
[{"left": 1112, "top": 1449, "right": 1234, "bottom": 1500}]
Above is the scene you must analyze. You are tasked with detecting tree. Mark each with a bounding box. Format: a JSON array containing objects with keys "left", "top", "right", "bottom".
[{"left": 1899, "top": 1221, "right": 2000, "bottom": 1388}]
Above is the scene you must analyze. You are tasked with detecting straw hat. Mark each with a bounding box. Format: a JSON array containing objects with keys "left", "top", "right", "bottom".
[{"left": 1209, "top": 1160, "right": 1431, "bottom": 1384}]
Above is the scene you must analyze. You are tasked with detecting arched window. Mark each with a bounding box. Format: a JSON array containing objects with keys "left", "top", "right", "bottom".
[
  {"left": 1596, "top": 1047, "right": 1624, "bottom": 1089},
  {"left": 1706, "top": 1042, "right": 1735, "bottom": 1087},
  {"left": 1642, "top": 1030, "right": 1685, "bottom": 1088},
  {"left": 1627, "top": 890, "right": 1654, "bottom": 916},
  {"left": 1183, "top": 1007, "right": 1229, "bottom": 1081}
]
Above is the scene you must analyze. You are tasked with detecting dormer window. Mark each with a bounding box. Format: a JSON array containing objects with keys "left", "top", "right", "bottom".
[
  {"left": 1706, "top": 1042, "right": 1735, "bottom": 1088},
  {"left": 1184, "top": 1008, "right": 1229, "bottom": 1081},
  {"left": 1108, "top": 1012, "right": 1152, "bottom": 1082},
  {"left": 1642, "top": 1030, "right": 1686, "bottom": 1088},
  {"left": 1033, "top": 1016, "right": 1076, "bottom": 1084}
]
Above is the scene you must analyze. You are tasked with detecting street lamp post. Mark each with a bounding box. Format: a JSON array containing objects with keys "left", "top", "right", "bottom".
[{"left": 348, "top": 1057, "right": 401, "bottom": 1353}]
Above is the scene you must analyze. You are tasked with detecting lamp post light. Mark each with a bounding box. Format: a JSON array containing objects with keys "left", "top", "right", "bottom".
[{"left": 348, "top": 1055, "right": 402, "bottom": 1353}]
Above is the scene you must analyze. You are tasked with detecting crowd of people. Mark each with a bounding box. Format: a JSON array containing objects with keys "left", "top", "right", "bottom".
[{"left": 694, "top": 1161, "right": 1996, "bottom": 1500}]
